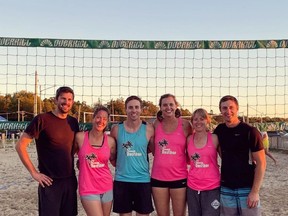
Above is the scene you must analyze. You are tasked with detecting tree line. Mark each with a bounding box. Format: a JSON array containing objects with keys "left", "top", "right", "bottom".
[{"left": 0, "top": 90, "right": 287, "bottom": 124}]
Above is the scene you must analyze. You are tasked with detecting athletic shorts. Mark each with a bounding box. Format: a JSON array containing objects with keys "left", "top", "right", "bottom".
[
  {"left": 151, "top": 178, "right": 187, "bottom": 189},
  {"left": 38, "top": 175, "right": 78, "bottom": 216},
  {"left": 187, "top": 187, "right": 220, "bottom": 216},
  {"left": 80, "top": 190, "right": 113, "bottom": 203},
  {"left": 113, "top": 181, "right": 154, "bottom": 214},
  {"left": 220, "top": 186, "right": 261, "bottom": 216}
]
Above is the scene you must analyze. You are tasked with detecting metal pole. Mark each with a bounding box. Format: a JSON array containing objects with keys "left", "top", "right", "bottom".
[
  {"left": 39, "top": 85, "right": 42, "bottom": 113},
  {"left": 17, "top": 98, "right": 20, "bottom": 122},
  {"left": 246, "top": 103, "right": 249, "bottom": 124},
  {"left": 34, "top": 71, "right": 38, "bottom": 116},
  {"left": 78, "top": 105, "right": 81, "bottom": 122}
]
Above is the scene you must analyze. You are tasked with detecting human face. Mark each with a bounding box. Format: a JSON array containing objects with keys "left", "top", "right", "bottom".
[
  {"left": 55, "top": 92, "right": 74, "bottom": 114},
  {"left": 93, "top": 110, "right": 108, "bottom": 132},
  {"left": 126, "top": 99, "right": 142, "bottom": 121},
  {"left": 192, "top": 113, "right": 207, "bottom": 133},
  {"left": 160, "top": 96, "right": 176, "bottom": 118},
  {"left": 220, "top": 100, "right": 239, "bottom": 124}
]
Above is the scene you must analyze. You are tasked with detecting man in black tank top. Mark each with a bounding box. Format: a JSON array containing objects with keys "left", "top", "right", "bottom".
[{"left": 214, "top": 95, "right": 266, "bottom": 216}]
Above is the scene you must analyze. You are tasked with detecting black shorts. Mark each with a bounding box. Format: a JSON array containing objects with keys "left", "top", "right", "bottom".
[
  {"left": 38, "top": 176, "right": 78, "bottom": 216},
  {"left": 151, "top": 178, "right": 187, "bottom": 188},
  {"left": 113, "top": 181, "right": 154, "bottom": 214}
]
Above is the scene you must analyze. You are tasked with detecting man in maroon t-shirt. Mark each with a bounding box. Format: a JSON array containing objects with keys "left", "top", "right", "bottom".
[{"left": 16, "top": 86, "right": 79, "bottom": 216}]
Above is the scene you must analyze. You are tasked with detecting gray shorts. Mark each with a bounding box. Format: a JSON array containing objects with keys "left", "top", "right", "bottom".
[
  {"left": 187, "top": 187, "right": 220, "bottom": 216},
  {"left": 80, "top": 190, "right": 113, "bottom": 203}
]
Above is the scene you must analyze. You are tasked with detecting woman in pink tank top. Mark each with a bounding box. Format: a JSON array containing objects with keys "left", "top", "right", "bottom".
[
  {"left": 151, "top": 94, "right": 192, "bottom": 216},
  {"left": 75, "top": 106, "right": 116, "bottom": 216},
  {"left": 187, "top": 108, "right": 220, "bottom": 216}
]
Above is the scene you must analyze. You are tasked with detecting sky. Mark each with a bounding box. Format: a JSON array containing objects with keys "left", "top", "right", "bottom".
[
  {"left": 1, "top": 0, "right": 288, "bottom": 41},
  {"left": 0, "top": 0, "right": 288, "bottom": 118}
]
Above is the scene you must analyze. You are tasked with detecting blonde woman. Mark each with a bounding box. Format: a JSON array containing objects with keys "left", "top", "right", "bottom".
[{"left": 187, "top": 108, "right": 220, "bottom": 216}]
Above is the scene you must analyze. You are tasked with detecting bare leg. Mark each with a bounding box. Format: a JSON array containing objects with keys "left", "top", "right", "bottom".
[
  {"left": 265, "top": 149, "right": 277, "bottom": 165},
  {"left": 152, "top": 187, "right": 170, "bottom": 216},
  {"left": 136, "top": 213, "right": 150, "bottom": 216},
  {"left": 102, "top": 201, "right": 113, "bottom": 216},
  {"left": 81, "top": 199, "right": 104, "bottom": 216},
  {"left": 120, "top": 213, "right": 132, "bottom": 216},
  {"left": 170, "top": 188, "right": 187, "bottom": 216}
]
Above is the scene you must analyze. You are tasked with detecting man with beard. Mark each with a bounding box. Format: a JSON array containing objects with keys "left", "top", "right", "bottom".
[{"left": 16, "top": 86, "right": 79, "bottom": 216}]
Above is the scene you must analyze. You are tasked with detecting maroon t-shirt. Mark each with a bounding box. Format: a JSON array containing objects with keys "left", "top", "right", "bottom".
[{"left": 25, "top": 111, "right": 79, "bottom": 179}]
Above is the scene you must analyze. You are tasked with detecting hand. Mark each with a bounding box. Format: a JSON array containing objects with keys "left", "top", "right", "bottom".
[
  {"left": 247, "top": 191, "right": 259, "bottom": 208},
  {"left": 31, "top": 171, "right": 53, "bottom": 188}
]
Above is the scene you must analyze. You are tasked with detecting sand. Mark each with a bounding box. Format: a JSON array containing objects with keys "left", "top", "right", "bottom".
[{"left": 0, "top": 141, "right": 287, "bottom": 216}]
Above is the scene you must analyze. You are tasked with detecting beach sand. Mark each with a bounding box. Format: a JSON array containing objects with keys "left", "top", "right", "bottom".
[{"left": 0, "top": 141, "right": 287, "bottom": 216}]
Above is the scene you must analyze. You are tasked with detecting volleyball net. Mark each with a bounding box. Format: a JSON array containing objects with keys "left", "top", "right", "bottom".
[{"left": 0, "top": 37, "right": 288, "bottom": 122}]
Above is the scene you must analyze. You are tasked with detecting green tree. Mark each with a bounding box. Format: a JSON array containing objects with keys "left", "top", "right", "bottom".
[
  {"left": 42, "top": 98, "right": 55, "bottom": 113},
  {"left": 107, "top": 98, "right": 125, "bottom": 122},
  {"left": 73, "top": 101, "right": 94, "bottom": 123},
  {"left": 142, "top": 100, "right": 158, "bottom": 116},
  {"left": 0, "top": 94, "right": 11, "bottom": 113},
  {"left": 181, "top": 108, "right": 191, "bottom": 117},
  {"left": 8, "top": 91, "right": 35, "bottom": 121}
]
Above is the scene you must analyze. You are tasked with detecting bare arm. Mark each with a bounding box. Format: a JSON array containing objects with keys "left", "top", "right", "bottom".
[
  {"left": 182, "top": 119, "right": 192, "bottom": 137},
  {"left": 212, "top": 133, "right": 221, "bottom": 156},
  {"left": 109, "top": 124, "right": 118, "bottom": 167},
  {"left": 74, "top": 131, "right": 85, "bottom": 169},
  {"left": 186, "top": 134, "right": 192, "bottom": 164},
  {"left": 15, "top": 132, "right": 53, "bottom": 187},
  {"left": 110, "top": 124, "right": 118, "bottom": 140},
  {"left": 74, "top": 131, "right": 85, "bottom": 154},
  {"left": 147, "top": 122, "right": 155, "bottom": 155},
  {"left": 108, "top": 136, "right": 117, "bottom": 167},
  {"left": 248, "top": 149, "right": 266, "bottom": 208}
]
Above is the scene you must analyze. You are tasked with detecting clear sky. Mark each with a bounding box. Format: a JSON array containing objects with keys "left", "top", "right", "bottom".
[
  {"left": 1, "top": 0, "right": 288, "bottom": 118},
  {"left": 1, "top": 0, "right": 288, "bottom": 41}
]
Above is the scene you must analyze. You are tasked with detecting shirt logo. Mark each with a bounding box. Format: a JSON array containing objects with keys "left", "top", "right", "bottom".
[
  {"left": 191, "top": 153, "right": 209, "bottom": 168},
  {"left": 211, "top": 199, "right": 220, "bottom": 209},
  {"left": 191, "top": 152, "right": 200, "bottom": 161},
  {"left": 122, "top": 141, "right": 133, "bottom": 151},
  {"left": 85, "top": 153, "right": 104, "bottom": 168},
  {"left": 122, "top": 141, "right": 142, "bottom": 157},
  {"left": 158, "top": 139, "right": 176, "bottom": 155},
  {"left": 158, "top": 139, "right": 168, "bottom": 148}
]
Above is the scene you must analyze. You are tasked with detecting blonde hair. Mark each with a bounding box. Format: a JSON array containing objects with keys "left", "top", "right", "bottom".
[{"left": 191, "top": 108, "right": 211, "bottom": 124}]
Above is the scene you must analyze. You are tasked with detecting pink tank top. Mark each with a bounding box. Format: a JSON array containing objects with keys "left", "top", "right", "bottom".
[
  {"left": 78, "top": 132, "right": 113, "bottom": 196},
  {"left": 151, "top": 118, "right": 188, "bottom": 181},
  {"left": 187, "top": 132, "right": 220, "bottom": 191}
]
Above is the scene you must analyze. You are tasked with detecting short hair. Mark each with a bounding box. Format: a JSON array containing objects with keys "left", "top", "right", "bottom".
[
  {"left": 219, "top": 95, "right": 239, "bottom": 111},
  {"left": 191, "top": 108, "right": 211, "bottom": 124},
  {"left": 55, "top": 86, "right": 74, "bottom": 100},
  {"left": 93, "top": 105, "right": 110, "bottom": 118},
  {"left": 125, "top": 95, "right": 143, "bottom": 109}
]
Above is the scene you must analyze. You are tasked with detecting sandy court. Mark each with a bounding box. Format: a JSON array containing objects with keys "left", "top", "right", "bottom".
[{"left": 0, "top": 141, "right": 287, "bottom": 216}]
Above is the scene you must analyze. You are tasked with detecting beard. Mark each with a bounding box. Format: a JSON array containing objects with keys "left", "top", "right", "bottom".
[{"left": 58, "top": 104, "right": 70, "bottom": 114}]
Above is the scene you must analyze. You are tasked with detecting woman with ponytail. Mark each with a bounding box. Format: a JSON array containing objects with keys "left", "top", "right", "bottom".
[{"left": 151, "top": 93, "right": 192, "bottom": 216}]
